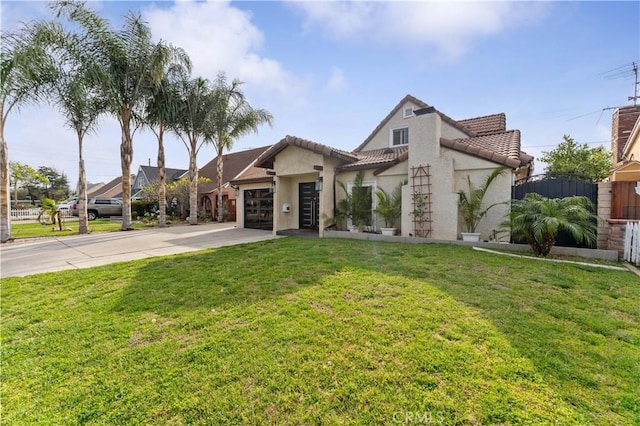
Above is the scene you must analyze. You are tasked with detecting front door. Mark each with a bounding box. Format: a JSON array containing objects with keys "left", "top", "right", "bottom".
[{"left": 299, "top": 182, "right": 319, "bottom": 230}]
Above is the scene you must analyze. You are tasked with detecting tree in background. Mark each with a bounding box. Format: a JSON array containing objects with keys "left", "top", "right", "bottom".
[
  {"left": 540, "top": 135, "right": 612, "bottom": 182},
  {"left": 38, "top": 167, "right": 70, "bottom": 201},
  {"left": 166, "top": 177, "right": 210, "bottom": 220},
  {"left": 209, "top": 73, "right": 273, "bottom": 222},
  {"left": 9, "top": 161, "right": 48, "bottom": 203}
]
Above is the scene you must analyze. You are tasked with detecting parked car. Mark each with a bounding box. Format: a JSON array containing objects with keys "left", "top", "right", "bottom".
[{"left": 71, "top": 198, "right": 123, "bottom": 221}]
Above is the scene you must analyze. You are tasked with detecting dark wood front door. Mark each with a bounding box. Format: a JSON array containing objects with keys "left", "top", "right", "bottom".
[{"left": 299, "top": 182, "right": 319, "bottom": 230}]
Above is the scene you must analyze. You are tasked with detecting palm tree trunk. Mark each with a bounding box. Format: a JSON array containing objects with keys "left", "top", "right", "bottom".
[
  {"left": 216, "top": 147, "right": 224, "bottom": 222},
  {"left": 157, "top": 127, "right": 167, "bottom": 228},
  {"left": 120, "top": 110, "right": 133, "bottom": 230},
  {"left": 0, "top": 132, "right": 11, "bottom": 243},
  {"left": 77, "top": 132, "right": 88, "bottom": 234},
  {"left": 188, "top": 139, "right": 198, "bottom": 225}
]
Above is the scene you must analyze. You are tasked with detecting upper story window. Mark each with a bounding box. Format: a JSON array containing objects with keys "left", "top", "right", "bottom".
[
  {"left": 391, "top": 127, "right": 409, "bottom": 146},
  {"left": 403, "top": 107, "right": 414, "bottom": 118}
]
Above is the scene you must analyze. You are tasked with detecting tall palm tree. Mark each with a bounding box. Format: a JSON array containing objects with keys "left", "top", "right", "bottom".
[
  {"left": 33, "top": 21, "right": 106, "bottom": 234},
  {"left": 503, "top": 193, "right": 598, "bottom": 257},
  {"left": 142, "top": 50, "right": 191, "bottom": 227},
  {"left": 209, "top": 73, "right": 273, "bottom": 222},
  {"left": 0, "top": 27, "right": 55, "bottom": 242},
  {"left": 172, "top": 76, "right": 216, "bottom": 225},
  {"left": 53, "top": 1, "right": 171, "bottom": 231}
]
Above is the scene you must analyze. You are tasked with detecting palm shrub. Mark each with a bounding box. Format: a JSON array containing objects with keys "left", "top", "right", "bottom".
[
  {"left": 503, "top": 193, "right": 598, "bottom": 257},
  {"left": 457, "top": 167, "right": 506, "bottom": 233},
  {"left": 37, "top": 198, "right": 63, "bottom": 231},
  {"left": 337, "top": 170, "right": 371, "bottom": 231},
  {"left": 374, "top": 180, "right": 404, "bottom": 229}
]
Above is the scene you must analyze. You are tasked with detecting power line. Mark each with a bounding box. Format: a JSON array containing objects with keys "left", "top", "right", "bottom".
[{"left": 522, "top": 140, "right": 609, "bottom": 149}]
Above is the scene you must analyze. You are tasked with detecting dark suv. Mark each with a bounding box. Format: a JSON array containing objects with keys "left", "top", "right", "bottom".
[{"left": 71, "top": 198, "right": 123, "bottom": 220}]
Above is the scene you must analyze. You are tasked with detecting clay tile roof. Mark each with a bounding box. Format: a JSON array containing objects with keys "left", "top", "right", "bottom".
[
  {"left": 440, "top": 130, "right": 523, "bottom": 168},
  {"left": 458, "top": 113, "right": 506, "bottom": 136},
  {"left": 353, "top": 94, "right": 477, "bottom": 153},
  {"left": 255, "top": 135, "right": 359, "bottom": 169},
  {"left": 198, "top": 146, "right": 271, "bottom": 193},
  {"left": 338, "top": 146, "right": 409, "bottom": 172}
]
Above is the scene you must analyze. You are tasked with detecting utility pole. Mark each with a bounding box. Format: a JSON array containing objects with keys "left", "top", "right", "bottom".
[{"left": 628, "top": 61, "right": 639, "bottom": 106}]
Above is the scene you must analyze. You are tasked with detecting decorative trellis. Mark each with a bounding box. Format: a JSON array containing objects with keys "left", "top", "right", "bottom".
[{"left": 410, "top": 165, "right": 433, "bottom": 238}]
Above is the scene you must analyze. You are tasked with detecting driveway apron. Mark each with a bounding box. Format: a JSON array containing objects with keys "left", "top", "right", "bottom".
[{"left": 0, "top": 223, "right": 279, "bottom": 278}]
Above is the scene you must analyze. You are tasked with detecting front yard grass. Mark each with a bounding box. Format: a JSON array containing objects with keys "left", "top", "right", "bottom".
[
  {"left": 10, "top": 219, "right": 147, "bottom": 239},
  {"left": 2, "top": 238, "right": 638, "bottom": 424}
]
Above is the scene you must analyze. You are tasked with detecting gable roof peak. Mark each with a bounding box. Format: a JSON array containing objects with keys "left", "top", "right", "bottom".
[{"left": 353, "top": 94, "right": 477, "bottom": 152}]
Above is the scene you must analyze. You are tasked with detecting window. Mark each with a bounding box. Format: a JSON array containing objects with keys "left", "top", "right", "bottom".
[
  {"left": 403, "top": 107, "right": 414, "bottom": 118},
  {"left": 391, "top": 127, "right": 409, "bottom": 146}
]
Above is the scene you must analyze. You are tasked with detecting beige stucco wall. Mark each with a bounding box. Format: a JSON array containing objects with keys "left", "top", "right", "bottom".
[
  {"left": 449, "top": 151, "right": 513, "bottom": 242},
  {"left": 269, "top": 146, "right": 343, "bottom": 237}
]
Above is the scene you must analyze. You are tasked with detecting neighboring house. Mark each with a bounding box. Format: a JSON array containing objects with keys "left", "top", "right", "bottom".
[
  {"left": 198, "top": 146, "right": 271, "bottom": 220},
  {"left": 611, "top": 109, "right": 640, "bottom": 182},
  {"left": 131, "top": 165, "right": 188, "bottom": 200},
  {"left": 607, "top": 107, "right": 640, "bottom": 222},
  {"left": 86, "top": 175, "right": 134, "bottom": 199},
  {"left": 233, "top": 94, "right": 534, "bottom": 240}
]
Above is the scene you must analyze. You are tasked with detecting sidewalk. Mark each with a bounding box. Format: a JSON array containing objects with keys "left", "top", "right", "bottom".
[{"left": 1, "top": 223, "right": 280, "bottom": 278}]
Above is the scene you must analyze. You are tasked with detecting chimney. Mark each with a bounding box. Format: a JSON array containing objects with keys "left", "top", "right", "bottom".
[
  {"left": 611, "top": 105, "right": 640, "bottom": 164},
  {"left": 148, "top": 158, "right": 151, "bottom": 166}
]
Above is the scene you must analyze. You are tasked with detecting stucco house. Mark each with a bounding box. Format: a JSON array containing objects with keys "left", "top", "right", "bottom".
[{"left": 233, "top": 95, "right": 534, "bottom": 240}]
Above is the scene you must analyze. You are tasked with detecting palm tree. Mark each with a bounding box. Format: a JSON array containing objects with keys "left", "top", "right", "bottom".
[
  {"left": 209, "top": 73, "right": 273, "bottom": 222},
  {"left": 457, "top": 166, "right": 506, "bottom": 234},
  {"left": 142, "top": 49, "right": 191, "bottom": 227},
  {"left": 0, "top": 27, "right": 54, "bottom": 242},
  {"left": 503, "top": 193, "right": 598, "bottom": 257},
  {"left": 33, "top": 20, "right": 106, "bottom": 234},
  {"left": 172, "top": 76, "right": 216, "bottom": 225},
  {"left": 37, "top": 198, "right": 63, "bottom": 231},
  {"left": 53, "top": 2, "right": 171, "bottom": 231}
]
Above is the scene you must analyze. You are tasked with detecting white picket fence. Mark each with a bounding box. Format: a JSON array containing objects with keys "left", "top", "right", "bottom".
[
  {"left": 11, "top": 208, "right": 71, "bottom": 220},
  {"left": 624, "top": 221, "right": 640, "bottom": 264}
]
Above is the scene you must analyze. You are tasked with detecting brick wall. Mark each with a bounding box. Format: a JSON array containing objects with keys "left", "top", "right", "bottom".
[
  {"left": 612, "top": 106, "right": 640, "bottom": 164},
  {"left": 607, "top": 219, "right": 628, "bottom": 260}
]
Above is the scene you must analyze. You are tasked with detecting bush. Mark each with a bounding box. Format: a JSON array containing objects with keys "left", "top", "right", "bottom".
[{"left": 131, "top": 200, "right": 157, "bottom": 219}]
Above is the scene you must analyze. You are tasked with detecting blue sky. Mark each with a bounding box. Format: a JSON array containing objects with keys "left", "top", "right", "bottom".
[{"left": 2, "top": 1, "right": 639, "bottom": 187}]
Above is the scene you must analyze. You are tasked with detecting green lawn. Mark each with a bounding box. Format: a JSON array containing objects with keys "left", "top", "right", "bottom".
[
  {"left": 2, "top": 238, "right": 638, "bottom": 424},
  {"left": 10, "top": 219, "right": 148, "bottom": 238}
]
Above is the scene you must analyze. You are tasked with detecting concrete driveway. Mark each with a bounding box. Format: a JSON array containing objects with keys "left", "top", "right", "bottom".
[{"left": 1, "top": 223, "right": 280, "bottom": 278}]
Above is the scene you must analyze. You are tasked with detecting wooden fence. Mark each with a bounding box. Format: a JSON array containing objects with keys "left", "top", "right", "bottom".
[
  {"left": 611, "top": 181, "right": 640, "bottom": 219},
  {"left": 624, "top": 221, "right": 640, "bottom": 264}
]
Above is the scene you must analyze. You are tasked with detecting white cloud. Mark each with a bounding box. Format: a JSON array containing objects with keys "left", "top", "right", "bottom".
[
  {"left": 325, "top": 67, "right": 348, "bottom": 93},
  {"left": 290, "top": 1, "right": 547, "bottom": 58},
  {"left": 144, "top": 0, "right": 306, "bottom": 97}
]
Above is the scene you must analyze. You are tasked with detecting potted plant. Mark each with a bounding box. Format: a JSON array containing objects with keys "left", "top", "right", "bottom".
[
  {"left": 457, "top": 167, "right": 506, "bottom": 242},
  {"left": 374, "top": 180, "right": 404, "bottom": 236},
  {"left": 337, "top": 170, "right": 371, "bottom": 232}
]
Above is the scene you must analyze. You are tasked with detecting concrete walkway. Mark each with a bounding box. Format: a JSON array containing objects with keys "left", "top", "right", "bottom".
[{"left": 0, "top": 223, "right": 280, "bottom": 278}]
